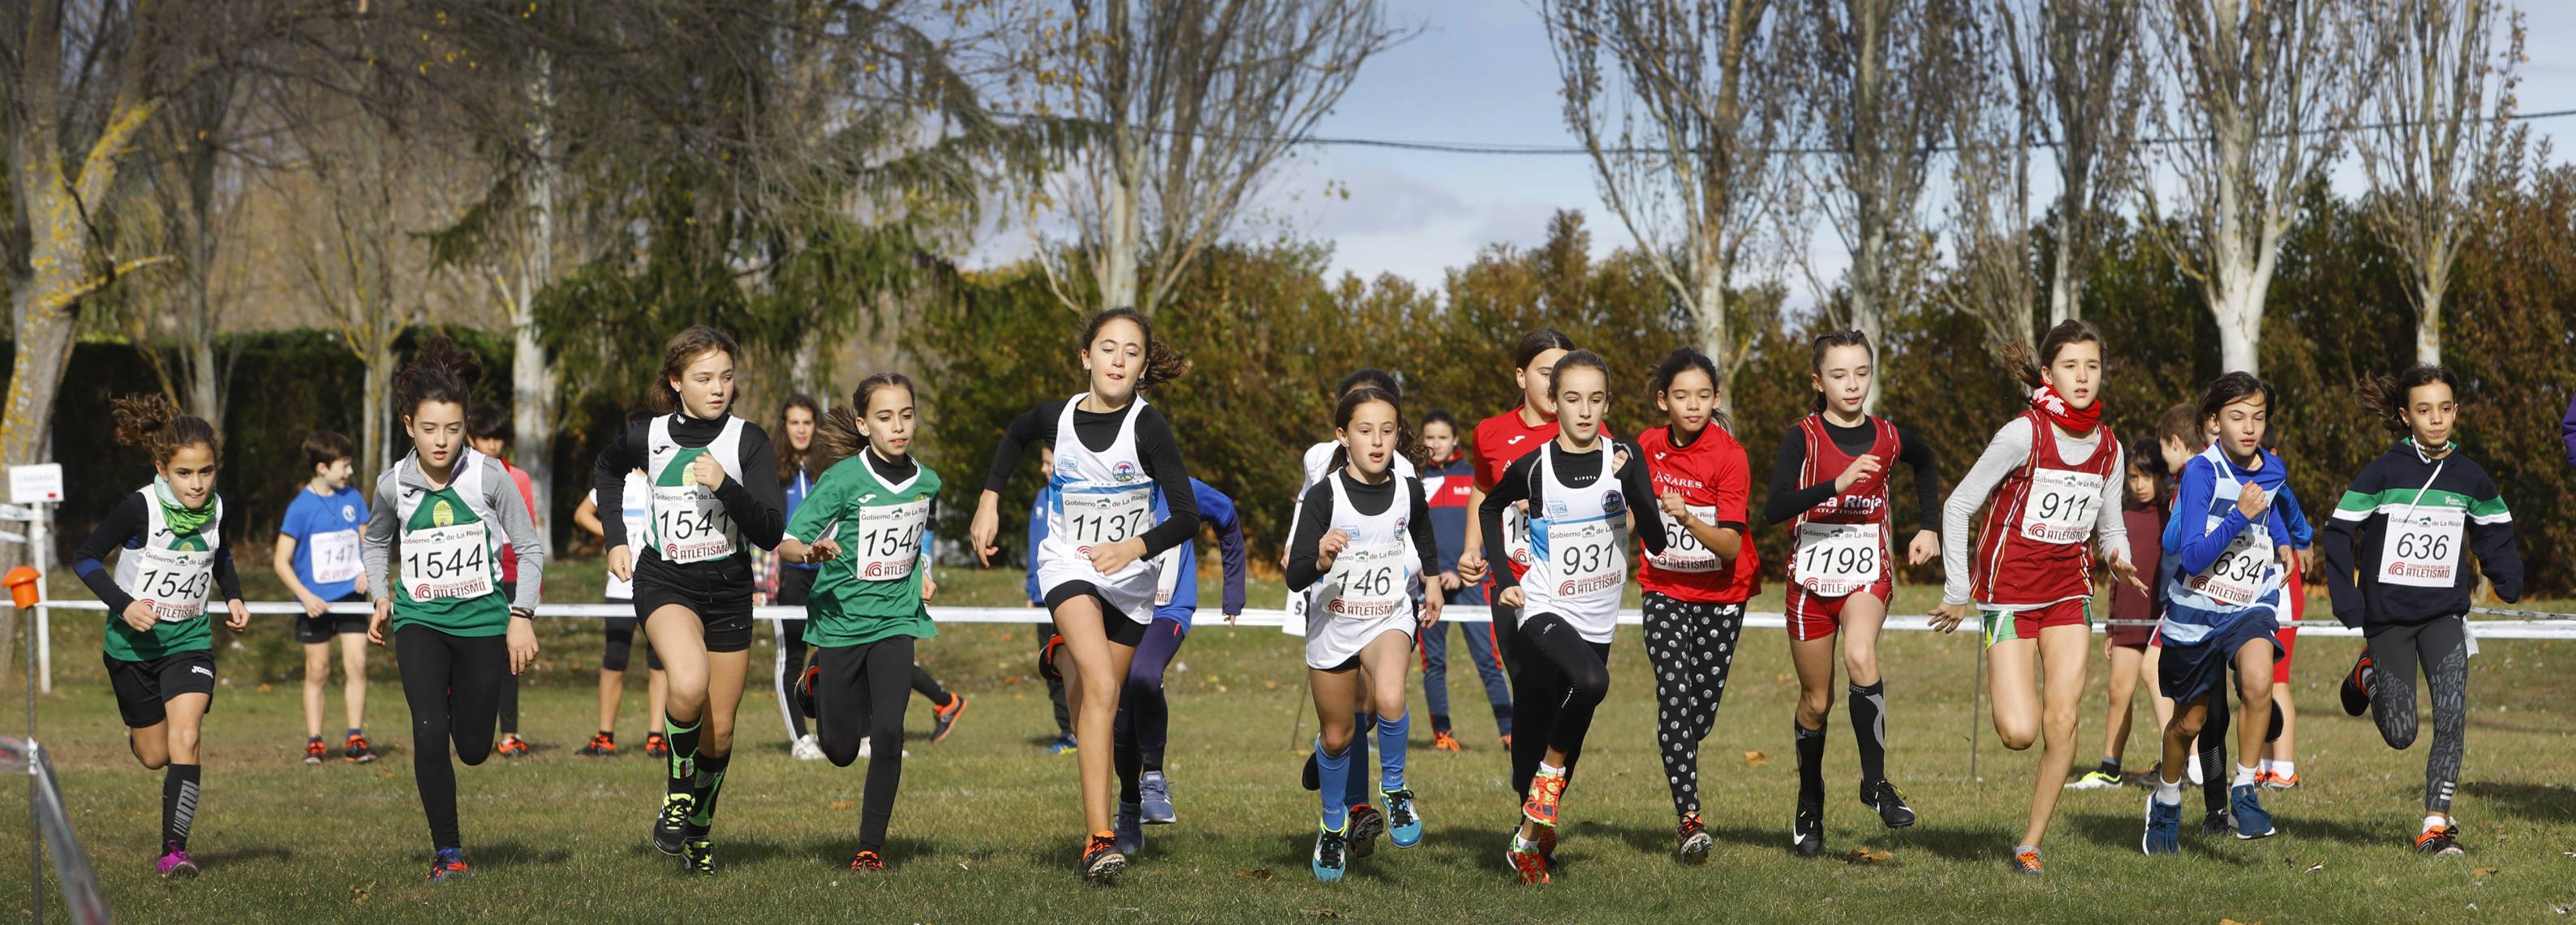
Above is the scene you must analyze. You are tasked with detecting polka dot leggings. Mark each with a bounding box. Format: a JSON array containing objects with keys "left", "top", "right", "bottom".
[{"left": 1643, "top": 593, "right": 1746, "bottom": 820}]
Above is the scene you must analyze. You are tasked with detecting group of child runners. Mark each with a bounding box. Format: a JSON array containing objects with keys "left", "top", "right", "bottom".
[{"left": 72, "top": 312, "right": 2523, "bottom": 885}]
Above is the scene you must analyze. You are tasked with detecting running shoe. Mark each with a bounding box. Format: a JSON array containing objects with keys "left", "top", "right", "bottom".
[
  {"left": 344, "top": 732, "right": 376, "bottom": 764},
  {"left": 497, "top": 734, "right": 530, "bottom": 758},
  {"left": 855, "top": 736, "right": 907, "bottom": 759},
  {"left": 849, "top": 850, "right": 885, "bottom": 871},
  {"left": 1499, "top": 733, "right": 1513, "bottom": 752},
  {"left": 303, "top": 738, "right": 327, "bottom": 766},
  {"left": 2261, "top": 771, "right": 2302, "bottom": 790},
  {"left": 1861, "top": 777, "right": 1916, "bottom": 828},
  {"left": 1046, "top": 734, "right": 1077, "bottom": 755},
  {"left": 1791, "top": 800, "right": 1824, "bottom": 858},
  {"left": 1506, "top": 835, "right": 1550, "bottom": 885},
  {"left": 2342, "top": 652, "right": 2375, "bottom": 717},
  {"left": 2066, "top": 769, "right": 2122, "bottom": 789},
  {"left": 652, "top": 794, "right": 695, "bottom": 855},
  {"left": 2202, "top": 807, "right": 2234, "bottom": 836},
  {"left": 930, "top": 692, "right": 969, "bottom": 743},
  {"left": 682, "top": 838, "right": 716, "bottom": 876},
  {"left": 1081, "top": 832, "right": 1125, "bottom": 884},
  {"left": 1533, "top": 824, "right": 1557, "bottom": 867},
  {"left": 578, "top": 733, "right": 617, "bottom": 757},
  {"left": 1521, "top": 771, "right": 1567, "bottom": 828},
  {"left": 1677, "top": 812, "right": 1712, "bottom": 866},
  {"left": 157, "top": 841, "right": 198, "bottom": 879},
  {"left": 643, "top": 732, "right": 669, "bottom": 759},
  {"left": 2230, "top": 784, "right": 2276, "bottom": 839},
  {"left": 791, "top": 734, "right": 824, "bottom": 762},
  {"left": 1312, "top": 824, "right": 1349, "bottom": 882},
  {"left": 1114, "top": 801, "right": 1146, "bottom": 858},
  {"left": 1039, "top": 635, "right": 1066, "bottom": 683},
  {"left": 795, "top": 662, "right": 820, "bottom": 719},
  {"left": 1346, "top": 803, "right": 1383, "bottom": 860},
  {"left": 1383, "top": 789, "right": 1424, "bottom": 848},
  {"left": 2142, "top": 794, "right": 2183, "bottom": 855},
  {"left": 2415, "top": 822, "right": 2464, "bottom": 856},
  {"left": 425, "top": 847, "right": 470, "bottom": 884},
  {"left": 2010, "top": 845, "right": 2045, "bottom": 875},
  {"left": 1138, "top": 771, "right": 1176, "bottom": 824},
  {"left": 1432, "top": 729, "right": 1463, "bottom": 752}
]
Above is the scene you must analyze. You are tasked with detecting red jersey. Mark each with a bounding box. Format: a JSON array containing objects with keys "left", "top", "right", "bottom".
[
  {"left": 1472, "top": 404, "right": 1611, "bottom": 580},
  {"left": 1787, "top": 414, "right": 1899, "bottom": 596},
  {"left": 498, "top": 459, "right": 537, "bottom": 584},
  {"left": 1635, "top": 424, "right": 1759, "bottom": 603},
  {"left": 1970, "top": 411, "right": 2118, "bottom": 606}
]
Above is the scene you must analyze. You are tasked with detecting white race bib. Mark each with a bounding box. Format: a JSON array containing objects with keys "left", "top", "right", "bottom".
[
  {"left": 1794, "top": 522, "right": 1883, "bottom": 596},
  {"left": 2381, "top": 506, "right": 2466, "bottom": 589},
  {"left": 309, "top": 528, "right": 363, "bottom": 585},
  {"left": 1543, "top": 518, "right": 1623, "bottom": 601},
  {"left": 1325, "top": 540, "right": 1410, "bottom": 619},
  {"left": 1064, "top": 488, "right": 1153, "bottom": 551},
  {"left": 402, "top": 522, "right": 493, "bottom": 600},
  {"left": 2187, "top": 519, "right": 2273, "bottom": 608},
  {"left": 2020, "top": 468, "right": 2105, "bottom": 544},
  {"left": 130, "top": 545, "right": 215, "bottom": 622},
  {"left": 652, "top": 483, "right": 737, "bottom": 564},
  {"left": 1502, "top": 503, "right": 1534, "bottom": 566},
  {"left": 850, "top": 500, "right": 931, "bottom": 581},
  {"left": 1649, "top": 504, "right": 1722, "bottom": 573}
]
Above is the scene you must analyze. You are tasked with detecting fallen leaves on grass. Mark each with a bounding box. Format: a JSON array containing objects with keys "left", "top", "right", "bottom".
[
  {"left": 1237, "top": 868, "right": 1272, "bottom": 880},
  {"left": 1842, "top": 848, "right": 1891, "bottom": 864},
  {"left": 350, "top": 884, "right": 369, "bottom": 906},
  {"left": 2305, "top": 863, "right": 2325, "bottom": 873},
  {"left": 829, "top": 800, "right": 854, "bottom": 811},
  {"left": 2219, "top": 919, "right": 2262, "bottom": 925},
  {"left": 2472, "top": 867, "right": 2500, "bottom": 880},
  {"left": 1744, "top": 751, "right": 1769, "bottom": 768},
  {"left": 1300, "top": 910, "right": 1342, "bottom": 919}
]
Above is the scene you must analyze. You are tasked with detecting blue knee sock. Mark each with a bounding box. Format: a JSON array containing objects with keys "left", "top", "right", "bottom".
[
  {"left": 1345, "top": 712, "right": 1373, "bottom": 807},
  {"left": 1377, "top": 712, "right": 1409, "bottom": 793},
  {"left": 1316, "top": 740, "right": 1352, "bottom": 830}
]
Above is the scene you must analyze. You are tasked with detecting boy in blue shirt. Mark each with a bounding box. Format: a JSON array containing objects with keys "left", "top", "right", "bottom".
[{"left": 271, "top": 430, "right": 376, "bottom": 764}]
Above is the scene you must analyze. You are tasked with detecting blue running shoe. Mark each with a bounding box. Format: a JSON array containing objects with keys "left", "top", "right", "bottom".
[
  {"left": 1139, "top": 771, "right": 1176, "bottom": 825},
  {"left": 2142, "top": 794, "right": 2183, "bottom": 855},
  {"left": 2230, "top": 784, "right": 2276, "bottom": 839},
  {"left": 1383, "top": 789, "right": 1423, "bottom": 849},
  {"left": 1114, "top": 800, "right": 1146, "bottom": 858},
  {"left": 1312, "top": 824, "right": 1349, "bottom": 882}
]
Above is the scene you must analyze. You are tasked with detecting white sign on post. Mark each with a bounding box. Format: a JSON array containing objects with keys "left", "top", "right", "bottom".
[{"left": 9, "top": 463, "right": 63, "bottom": 505}]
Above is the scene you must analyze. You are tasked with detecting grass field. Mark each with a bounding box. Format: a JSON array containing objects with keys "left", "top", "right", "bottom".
[{"left": 5, "top": 561, "right": 2574, "bottom": 923}]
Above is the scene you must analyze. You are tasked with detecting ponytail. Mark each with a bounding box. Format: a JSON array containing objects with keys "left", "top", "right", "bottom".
[
  {"left": 822, "top": 373, "right": 917, "bottom": 460},
  {"left": 110, "top": 394, "right": 219, "bottom": 467},
  {"left": 1081, "top": 308, "right": 1189, "bottom": 389},
  {"left": 2356, "top": 364, "right": 2461, "bottom": 434}
]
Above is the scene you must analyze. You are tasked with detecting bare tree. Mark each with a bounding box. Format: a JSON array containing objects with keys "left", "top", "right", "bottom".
[
  {"left": 1795, "top": 0, "right": 1976, "bottom": 409},
  {"left": 1541, "top": 0, "right": 1797, "bottom": 403},
  {"left": 2354, "top": 0, "right": 2523, "bottom": 365},
  {"left": 2142, "top": 0, "right": 2372, "bottom": 375},
  {"left": 1029, "top": 0, "right": 1402, "bottom": 316},
  {"left": 1942, "top": 0, "right": 2040, "bottom": 351}
]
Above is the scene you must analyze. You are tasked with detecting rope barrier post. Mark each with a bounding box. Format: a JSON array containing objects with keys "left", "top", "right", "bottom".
[{"left": 1969, "top": 636, "right": 1983, "bottom": 785}]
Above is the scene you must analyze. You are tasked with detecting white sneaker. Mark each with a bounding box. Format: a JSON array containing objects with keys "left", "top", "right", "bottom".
[
  {"left": 854, "top": 736, "right": 910, "bottom": 759},
  {"left": 2187, "top": 753, "right": 2204, "bottom": 786},
  {"left": 792, "top": 734, "right": 824, "bottom": 761}
]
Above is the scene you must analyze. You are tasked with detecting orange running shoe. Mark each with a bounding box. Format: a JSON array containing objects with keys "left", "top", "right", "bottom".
[
  {"left": 578, "top": 732, "right": 617, "bottom": 757},
  {"left": 644, "top": 732, "right": 669, "bottom": 758},
  {"left": 930, "top": 692, "right": 970, "bottom": 743},
  {"left": 1082, "top": 831, "right": 1125, "bottom": 884},
  {"left": 343, "top": 733, "right": 376, "bottom": 764},
  {"left": 849, "top": 850, "right": 885, "bottom": 871},
  {"left": 1432, "top": 730, "right": 1463, "bottom": 752},
  {"left": 303, "top": 739, "right": 328, "bottom": 765},
  {"left": 1522, "top": 770, "right": 1568, "bottom": 828},
  {"left": 1506, "top": 837, "right": 1550, "bottom": 884},
  {"left": 497, "top": 734, "right": 530, "bottom": 758}
]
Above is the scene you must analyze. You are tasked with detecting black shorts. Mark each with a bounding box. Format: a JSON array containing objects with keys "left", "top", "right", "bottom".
[
  {"left": 293, "top": 590, "right": 372, "bottom": 643},
  {"left": 105, "top": 650, "right": 217, "bottom": 728},
  {"left": 634, "top": 570, "right": 755, "bottom": 654},
  {"left": 776, "top": 566, "right": 819, "bottom": 607},
  {"left": 1046, "top": 582, "right": 1147, "bottom": 647},
  {"left": 2158, "top": 613, "right": 2284, "bottom": 708}
]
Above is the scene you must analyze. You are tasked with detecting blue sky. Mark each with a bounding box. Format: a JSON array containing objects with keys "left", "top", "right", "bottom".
[{"left": 1263, "top": 0, "right": 2576, "bottom": 294}]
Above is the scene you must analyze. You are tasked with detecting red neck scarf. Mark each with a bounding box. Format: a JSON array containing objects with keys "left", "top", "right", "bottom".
[{"left": 2028, "top": 384, "right": 2102, "bottom": 435}]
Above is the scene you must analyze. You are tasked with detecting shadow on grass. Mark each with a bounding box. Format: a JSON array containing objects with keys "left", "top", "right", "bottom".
[
  {"left": 192, "top": 845, "right": 293, "bottom": 867},
  {"left": 477, "top": 841, "right": 574, "bottom": 867},
  {"left": 2460, "top": 781, "right": 2576, "bottom": 824}
]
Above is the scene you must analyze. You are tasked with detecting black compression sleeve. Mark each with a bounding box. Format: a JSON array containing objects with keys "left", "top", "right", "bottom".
[
  {"left": 213, "top": 501, "right": 243, "bottom": 601},
  {"left": 1481, "top": 453, "right": 1537, "bottom": 591},
  {"left": 1132, "top": 407, "right": 1199, "bottom": 557},
  {"left": 1763, "top": 429, "right": 1834, "bottom": 527},
  {"left": 594, "top": 421, "right": 647, "bottom": 549},
  {"left": 716, "top": 424, "right": 789, "bottom": 550},
  {"left": 74, "top": 493, "right": 149, "bottom": 613},
  {"left": 980, "top": 402, "right": 1056, "bottom": 494},
  {"left": 1894, "top": 424, "right": 1942, "bottom": 535},
  {"left": 1407, "top": 479, "right": 1441, "bottom": 579},
  {"left": 1284, "top": 482, "right": 1335, "bottom": 591},
  {"left": 1619, "top": 442, "right": 1669, "bottom": 554}
]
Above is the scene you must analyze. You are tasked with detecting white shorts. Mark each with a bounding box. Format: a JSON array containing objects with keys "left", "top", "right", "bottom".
[
  {"left": 1304, "top": 604, "right": 1418, "bottom": 670},
  {"left": 1037, "top": 559, "right": 1157, "bottom": 627}
]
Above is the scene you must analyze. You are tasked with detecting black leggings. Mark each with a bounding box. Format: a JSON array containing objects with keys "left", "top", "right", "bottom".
[
  {"left": 602, "top": 614, "right": 663, "bottom": 673},
  {"left": 815, "top": 635, "right": 916, "bottom": 852},
  {"left": 776, "top": 618, "right": 812, "bottom": 740},
  {"left": 1642, "top": 594, "right": 1745, "bottom": 819},
  {"left": 395, "top": 625, "right": 509, "bottom": 850},
  {"left": 2367, "top": 615, "right": 2471, "bottom": 815},
  {"left": 1507, "top": 612, "right": 1611, "bottom": 797}
]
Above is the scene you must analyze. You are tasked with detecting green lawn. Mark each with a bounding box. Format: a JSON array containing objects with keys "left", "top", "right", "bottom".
[{"left": 6, "top": 560, "right": 2574, "bottom": 922}]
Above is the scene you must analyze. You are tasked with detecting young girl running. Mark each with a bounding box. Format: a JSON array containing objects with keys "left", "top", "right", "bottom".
[
  {"left": 1761, "top": 330, "right": 1941, "bottom": 858},
  {"left": 773, "top": 373, "right": 943, "bottom": 871},
  {"left": 1635, "top": 347, "right": 1758, "bottom": 864},
  {"left": 1929, "top": 321, "right": 2139, "bottom": 875},
  {"left": 771, "top": 394, "right": 827, "bottom": 760},
  {"left": 2322, "top": 365, "right": 2522, "bottom": 855},
  {"left": 359, "top": 337, "right": 546, "bottom": 883},
  {"left": 1284, "top": 386, "right": 1442, "bottom": 881},
  {"left": 1476, "top": 351, "right": 1666, "bottom": 884},
  {"left": 593, "top": 325, "right": 788, "bottom": 874},
  {"left": 2139, "top": 372, "right": 2292, "bottom": 856},
  {"left": 573, "top": 413, "right": 667, "bottom": 758},
  {"left": 74, "top": 394, "right": 251, "bottom": 878},
  {"left": 1117, "top": 475, "right": 1246, "bottom": 843},
  {"left": 2069, "top": 439, "right": 2165, "bottom": 790},
  {"left": 1285, "top": 368, "right": 1412, "bottom": 844},
  {"left": 968, "top": 308, "right": 1200, "bottom": 884}
]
